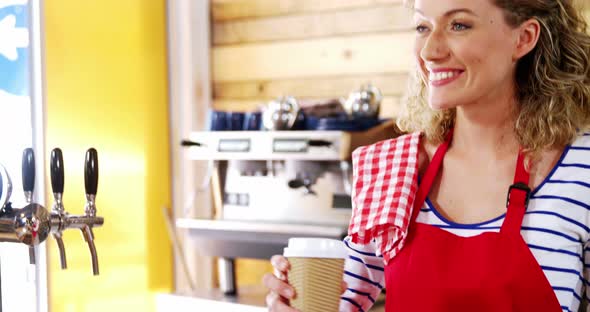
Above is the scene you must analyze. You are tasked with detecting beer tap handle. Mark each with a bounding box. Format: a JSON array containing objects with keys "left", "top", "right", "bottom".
[
  {"left": 84, "top": 148, "right": 98, "bottom": 200},
  {"left": 50, "top": 148, "right": 67, "bottom": 269},
  {"left": 50, "top": 148, "right": 64, "bottom": 200},
  {"left": 22, "top": 148, "right": 35, "bottom": 201},
  {"left": 84, "top": 148, "right": 99, "bottom": 275}
]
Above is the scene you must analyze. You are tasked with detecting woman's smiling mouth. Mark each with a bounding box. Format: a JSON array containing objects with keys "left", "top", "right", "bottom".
[{"left": 428, "top": 69, "right": 464, "bottom": 87}]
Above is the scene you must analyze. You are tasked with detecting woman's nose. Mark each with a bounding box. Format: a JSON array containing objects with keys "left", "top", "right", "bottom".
[{"left": 420, "top": 30, "right": 450, "bottom": 63}]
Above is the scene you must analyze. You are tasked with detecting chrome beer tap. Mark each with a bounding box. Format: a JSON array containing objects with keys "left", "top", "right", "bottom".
[
  {"left": 50, "top": 148, "right": 67, "bottom": 269},
  {"left": 22, "top": 148, "right": 37, "bottom": 264},
  {"left": 0, "top": 147, "right": 104, "bottom": 275},
  {"left": 48, "top": 148, "right": 103, "bottom": 275},
  {"left": 82, "top": 148, "right": 100, "bottom": 275},
  {"left": 0, "top": 152, "right": 51, "bottom": 246}
]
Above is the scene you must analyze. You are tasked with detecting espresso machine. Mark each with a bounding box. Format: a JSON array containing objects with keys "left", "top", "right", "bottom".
[
  {"left": 180, "top": 130, "right": 352, "bottom": 295},
  {"left": 0, "top": 147, "right": 104, "bottom": 306},
  {"left": 179, "top": 126, "right": 396, "bottom": 297},
  {"left": 176, "top": 86, "right": 395, "bottom": 297},
  {"left": 222, "top": 158, "right": 352, "bottom": 224}
]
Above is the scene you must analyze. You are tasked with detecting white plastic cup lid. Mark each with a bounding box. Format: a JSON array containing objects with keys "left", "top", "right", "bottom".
[{"left": 283, "top": 237, "right": 348, "bottom": 259}]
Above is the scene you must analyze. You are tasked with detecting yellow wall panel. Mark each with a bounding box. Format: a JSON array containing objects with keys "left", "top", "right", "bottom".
[{"left": 44, "top": 1, "right": 172, "bottom": 311}]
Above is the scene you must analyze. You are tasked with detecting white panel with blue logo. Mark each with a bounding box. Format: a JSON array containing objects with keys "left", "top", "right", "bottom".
[
  {"left": 0, "top": 0, "right": 33, "bottom": 202},
  {"left": 0, "top": 1, "right": 39, "bottom": 312}
]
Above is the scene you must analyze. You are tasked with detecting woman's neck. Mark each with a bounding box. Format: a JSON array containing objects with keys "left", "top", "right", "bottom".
[{"left": 450, "top": 97, "right": 519, "bottom": 162}]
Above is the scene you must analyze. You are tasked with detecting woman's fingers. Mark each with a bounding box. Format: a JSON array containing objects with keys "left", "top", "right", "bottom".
[
  {"left": 270, "top": 255, "right": 290, "bottom": 272},
  {"left": 265, "top": 291, "right": 300, "bottom": 312},
  {"left": 265, "top": 255, "right": 299, "bottom": 311},
  {"left": 341, "top": 280, "right": 348, "bottom": 294},
  {"left": 262, "top": 273, "right": 295, "bottom": 299}
]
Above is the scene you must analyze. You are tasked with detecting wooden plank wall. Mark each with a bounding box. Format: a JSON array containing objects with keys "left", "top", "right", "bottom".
[
  {"left": 211, "top": 0, "right": 590, "bottom": 288},
  {"left": 211, "top": 0, "right": 413, "bottom": 119}
]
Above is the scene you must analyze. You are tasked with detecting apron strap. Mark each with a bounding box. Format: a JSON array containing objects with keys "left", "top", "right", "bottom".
[
  {"left": 500, "top": 149, "right": 531, "bottom": 235},
  {"left": 411, "top": 131, "right": 452, "bottom": 222},
  {"left": 412, "top": 130, "right": 531, "bottom": 235}
]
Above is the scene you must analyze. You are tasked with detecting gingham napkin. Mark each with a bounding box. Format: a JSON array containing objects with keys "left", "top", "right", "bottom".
[{"left": 348, "top": 132, "right": 421, "bottom": 263}]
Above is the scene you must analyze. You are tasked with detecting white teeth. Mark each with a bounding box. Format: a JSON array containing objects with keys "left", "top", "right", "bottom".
[{"left": 429, "top": 71, "right": 459, "bottom": 82}]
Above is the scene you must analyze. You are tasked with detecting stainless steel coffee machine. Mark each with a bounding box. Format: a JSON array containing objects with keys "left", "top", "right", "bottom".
[{"left": 202, "top": 131, "right": 355, "bottom": 225}]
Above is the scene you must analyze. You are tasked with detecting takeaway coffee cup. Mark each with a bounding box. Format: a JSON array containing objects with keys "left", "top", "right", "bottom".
[{"left": 283, "top": 238, "right": 348, "bottom": 312}]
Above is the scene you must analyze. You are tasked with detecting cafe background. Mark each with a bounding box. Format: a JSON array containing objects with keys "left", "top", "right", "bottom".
[{"left": 0, "top": 0, "right": 588, "bottom": 311}]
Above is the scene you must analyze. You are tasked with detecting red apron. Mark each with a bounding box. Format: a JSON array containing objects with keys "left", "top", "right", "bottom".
[{"left": 384, "top": 134, "right": 562, "bottom": 311}]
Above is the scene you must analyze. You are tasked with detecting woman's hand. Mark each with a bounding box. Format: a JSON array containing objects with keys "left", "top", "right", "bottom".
[
  {"left": 263, "top": 255, "right": 298, "bottom": 311},
  {"left": 263, "top": 255, "right": 348, "bottom": 311}
]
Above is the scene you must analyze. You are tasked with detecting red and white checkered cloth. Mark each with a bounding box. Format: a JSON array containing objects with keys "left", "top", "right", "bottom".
[{"left": 348, "top": 132, "right": 421, "bottom": 263}]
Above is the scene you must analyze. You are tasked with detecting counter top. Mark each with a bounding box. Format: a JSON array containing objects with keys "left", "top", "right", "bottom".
[
  {"left": 155, "top": 286, "right": 385, "bottom": 312},
  {"left": 156, "top": 286, "right": 267, "bottom": 312}
]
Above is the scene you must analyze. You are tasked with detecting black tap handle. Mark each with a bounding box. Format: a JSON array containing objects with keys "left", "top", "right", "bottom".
[
  {"left": 50, "top": 148, "right": 64, "bottom": 194},
  {"left": 22, "top": 148, "right": 35, "bottom": 193},
  {"left": 85, "top": 148, "right": 99, "bottom": 196}
]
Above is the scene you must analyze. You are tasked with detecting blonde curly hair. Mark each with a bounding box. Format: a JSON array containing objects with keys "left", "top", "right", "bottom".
[{"left": 397, "top": 0, "right": 590, "bottom": 152}]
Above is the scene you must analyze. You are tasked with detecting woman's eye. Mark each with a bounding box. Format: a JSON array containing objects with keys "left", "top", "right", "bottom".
[
  {"left": 451, "top": 22, "right": 470, "bottom": 31},
  {"left": 415, "top": 25, "right": 429, "bottom": 33}
]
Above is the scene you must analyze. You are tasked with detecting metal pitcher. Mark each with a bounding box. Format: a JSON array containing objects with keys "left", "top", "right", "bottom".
[
  {"left": 342, "top": 84, "right": 383, "bottom": 119},
  {"left": 262, "top": 96, "right": 300, "bottom": 130}
]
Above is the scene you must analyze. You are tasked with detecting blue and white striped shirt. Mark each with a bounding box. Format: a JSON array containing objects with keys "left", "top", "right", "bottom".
[{"left": 341, "top": 133, "right": 590, "bottom": 312}]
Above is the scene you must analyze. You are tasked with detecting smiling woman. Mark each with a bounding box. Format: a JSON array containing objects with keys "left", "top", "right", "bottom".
[
  {"left": 401, "top": 0, "right": 590, "bottom": 152},
  {"left": 263, "top": 0, "right": 590, "bottom": 311}
]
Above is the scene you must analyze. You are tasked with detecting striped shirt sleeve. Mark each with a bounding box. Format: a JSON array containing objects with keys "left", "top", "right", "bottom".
[
  {"left": 340, "top": 236, "right": 385, "bottom": 312},
  {"left": 584, "top": 240, "right": 590, "bottom": 311}
]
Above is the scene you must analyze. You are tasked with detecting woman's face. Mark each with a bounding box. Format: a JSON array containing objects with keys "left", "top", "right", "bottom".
[{"left": 413, "top": 0, "right": 521, "bottom": 110}]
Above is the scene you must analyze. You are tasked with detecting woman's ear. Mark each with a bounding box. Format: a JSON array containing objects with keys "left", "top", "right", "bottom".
[{"left": 513, "top": 18, "right": 541, "bottom": 60}]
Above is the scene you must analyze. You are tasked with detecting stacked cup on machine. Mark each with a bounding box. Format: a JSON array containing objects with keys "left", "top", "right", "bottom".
[{"left": 208, "top": 110, "right": 262, "bottom": 131}]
